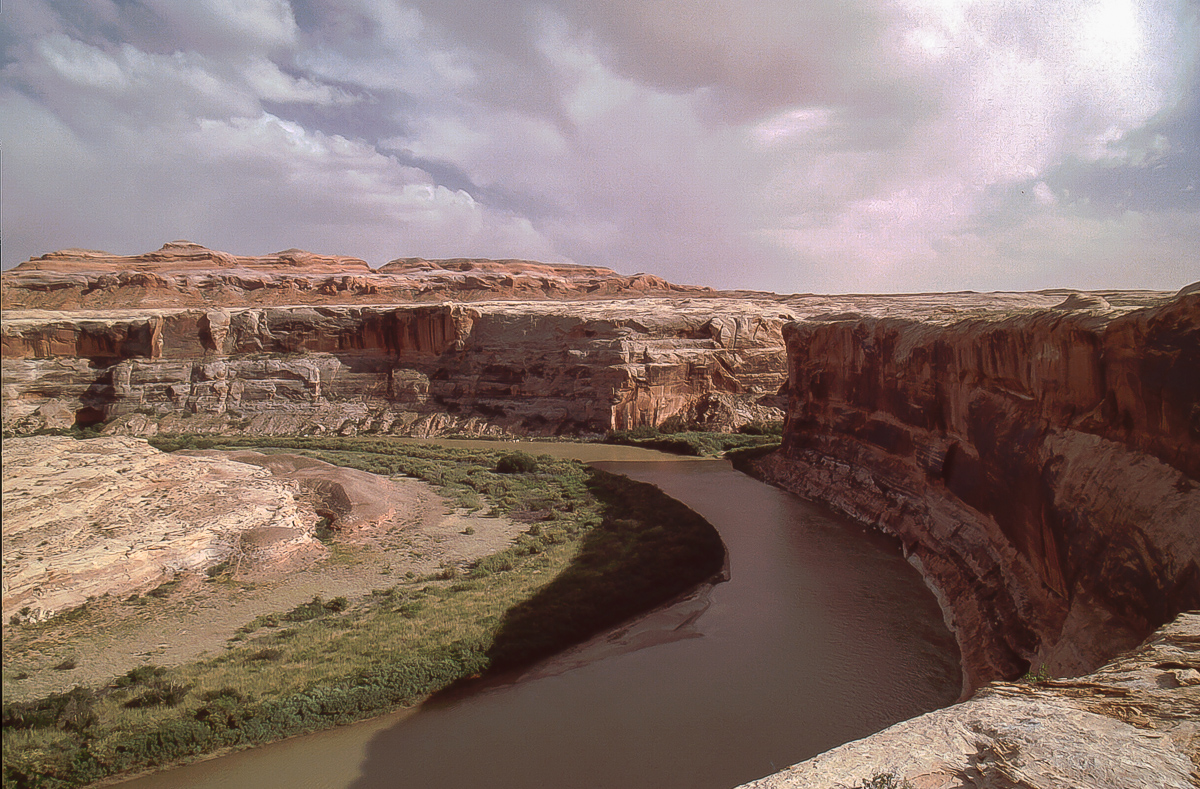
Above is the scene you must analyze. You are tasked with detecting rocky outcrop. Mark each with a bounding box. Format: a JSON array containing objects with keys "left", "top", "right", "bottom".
[
  {"left": 739, "top": 611, "right": 1200, "bottom": 789},
  {"left": 0, "top": 241, "right": 712, "bottom": 310},
  {"left": 748, "top": 287, "right": 1200, "bottom": 693},
  {"left": 0, "top": 436, "right": 323, "bottom": 621},
  {"left": 1, "top": 300, "right": 792, "bottom": 436},
  {"left": 8, "top": 243, "right": 1182, "bottom": 443}
]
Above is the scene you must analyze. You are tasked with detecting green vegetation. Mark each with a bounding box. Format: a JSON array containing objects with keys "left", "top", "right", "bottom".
[
  {"left": 857, "top": 773, "right": 915, "bottom": 789},
  {"left": 1020, "top": 663, "right": 1052, "bottom": 683},
  {"left": 495, "top": 451, "right": 539, "bottom": 474},
  {"left": 3, "top": 436, "right": 725, "bottom": 788},
  {"left": 602, "top": 421, "right": 782, "bottom": 457}
]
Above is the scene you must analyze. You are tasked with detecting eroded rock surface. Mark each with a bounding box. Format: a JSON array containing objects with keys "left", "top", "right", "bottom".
[
  {"left": 739, "top": 611, "right": 1200, "bottom": 789},
  {"left": 747, "top": 287, "right": 1200, "bottom": 692},
  {"left": 5, "top": 244, "right": 1179, "bottom": 440},
  {"left": 0, "top": 436, "right": 321, "bottom": 621},
  {"left": 2, "top": 299, "right": 794, "bottom": 436}
]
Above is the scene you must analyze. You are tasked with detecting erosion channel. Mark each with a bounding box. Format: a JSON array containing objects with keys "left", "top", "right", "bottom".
[{"left": 115, "top": 441, "right": 960, "bottom": 789}]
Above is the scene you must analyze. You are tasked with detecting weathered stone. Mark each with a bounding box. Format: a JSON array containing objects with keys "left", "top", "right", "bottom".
[
  {"left": 0, "top": 241, "right": 713, "bottom": 310},
  {"left": 0, "top": 436, "right": 322, "bottom": 620},
  {"left": 1, "top": 300, "right": 792, "bottom": 435},
  {"left": 739, "top": 612, "right": 1200, "bottom": 789},
  {"left": 747, "top": 288, "right": 1200, "bottom": 693}
]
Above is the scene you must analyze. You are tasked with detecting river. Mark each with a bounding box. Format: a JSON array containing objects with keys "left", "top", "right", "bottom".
[{"left": 117, "top": 444, "right": 960, "bottom": 789}]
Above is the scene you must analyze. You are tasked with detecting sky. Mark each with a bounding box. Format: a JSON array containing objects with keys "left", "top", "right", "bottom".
[{"left": 1, "top": 0, "right": 1197, "bottom": 293}]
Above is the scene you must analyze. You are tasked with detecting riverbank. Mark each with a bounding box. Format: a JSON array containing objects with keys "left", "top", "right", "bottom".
[
  {"left": 2, "top": 436, "right": 727, "bottom": 788},
  {"left": 738, "top": 611, "right": 1200, "bottom": 789}
]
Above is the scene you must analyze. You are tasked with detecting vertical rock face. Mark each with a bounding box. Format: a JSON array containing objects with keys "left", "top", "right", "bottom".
[
  {"left": 1, "top": 301, "right": 790, "bottom": 437},
  {"left": 753, "top": 290, "right": 1200, "bottom": 692}
]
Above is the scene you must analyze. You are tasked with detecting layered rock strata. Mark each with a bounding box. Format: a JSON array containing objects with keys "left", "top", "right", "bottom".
[
  {"left": 0, "top": 436, "right": 322, "bottom": 621},
  {"left": 748, "top": 287, "right": 1200, "bottom": 694},
  {"left": 740, "top": 611, "right": 1200, "bottom": 789},
  {"left": 1, "top": 300, "right": 792, "bottom": 436}
]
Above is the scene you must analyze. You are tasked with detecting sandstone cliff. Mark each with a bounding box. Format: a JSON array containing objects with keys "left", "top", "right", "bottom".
[
  {"left": 748, "top": 287, "right": 1200, "bottom": 694},
  {"left": 5, "top": 244, "right": 1195, "bottom": 687},
  {"left": 1, "top": 300, "right": 791, "bottom": 437},
  {"left": 1, "top": 242, "right": 792, "bottom": 435}
]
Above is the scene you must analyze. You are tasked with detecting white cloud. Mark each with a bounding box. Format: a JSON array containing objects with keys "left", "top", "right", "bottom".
[
  {"left": 242, "top": 56, "right": 355, "bottom": 105},
  {"left": 35, "top": 34, "right": 130, "bottom": 91}
]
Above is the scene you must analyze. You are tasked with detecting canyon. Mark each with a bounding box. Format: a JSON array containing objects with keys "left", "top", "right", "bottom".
[
  {"left": 3, "top": 242, "right": 1198, "bottom": 787},
  {"left": 743, "top": 284, "right": 1200, "bottom": 695}
]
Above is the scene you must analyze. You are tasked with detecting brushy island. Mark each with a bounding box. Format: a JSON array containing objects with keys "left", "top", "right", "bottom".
[{"left": 2, "top": 437, "right": 726, "bottom": 789}]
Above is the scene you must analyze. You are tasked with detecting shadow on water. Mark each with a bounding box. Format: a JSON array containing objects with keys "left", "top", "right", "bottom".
[
  {"left": 426, "top": 465, "right": 728, "bottom": 700},
  {"left": 109, "top": 456, "right": 959, "bottom": 789},
  {"left": 343, "top": 461, "right": 960, "bottom": 789}
]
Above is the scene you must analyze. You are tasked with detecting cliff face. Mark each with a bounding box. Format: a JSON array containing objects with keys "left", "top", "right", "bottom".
[
  {"left": 752, "top": 289, "right": 1200, "bottom": 692},
  {"left": 5, "top": 243, "right": 1195, "bottom": 691},
  {"left": 1, "top": 301, "right": 790, "bottom": 437},
  {"left": 1, "top": 242, "right": 790, "bottom": 436}
]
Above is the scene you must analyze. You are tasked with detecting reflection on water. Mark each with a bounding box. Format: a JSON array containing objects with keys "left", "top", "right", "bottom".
[{"left": 117, "top": 450, "right": 959, "bottom": 789}]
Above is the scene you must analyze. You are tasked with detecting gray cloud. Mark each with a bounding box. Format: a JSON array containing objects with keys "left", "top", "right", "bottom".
[{"left": 1, "top": 0, "right": 1197, "bottom": 293}]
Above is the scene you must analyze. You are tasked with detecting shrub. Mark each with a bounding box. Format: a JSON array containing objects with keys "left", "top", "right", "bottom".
[
  {"left": 248, "top": 648, "right": 284, "bottom": 663},
  {"left": 280, "top": 595, "right": 347, "bottom": 622},
  {"left": 858, "top": 773, "right": 915, "bottom": 789},
  {"left": 2, "top": 686, "right": 98, "bottom": 732},
  {"left": 124, "top": 681, "right": 191, "bottom": 709},
  {"left": 738, "top": 420, "right": 784, "bottom": 436},
  {"left": 496, "top": 452, "right": 538, "bottom": 474},
  {"left": 115, "top": 665, "right": 167, "bottom": 688}
]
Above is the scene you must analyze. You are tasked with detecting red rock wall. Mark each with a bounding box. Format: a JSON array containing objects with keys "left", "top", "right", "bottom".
[
  {"left": 1, "top": 304, "right": 786, "bottom": 437},
  {"left": 752, "top": 292, "right": 1200, "bottom": 693}
]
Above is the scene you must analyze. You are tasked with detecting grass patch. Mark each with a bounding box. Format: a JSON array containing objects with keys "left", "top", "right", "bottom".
[{"left": 3, "top": 435, "right": 725, "bottom": 788}]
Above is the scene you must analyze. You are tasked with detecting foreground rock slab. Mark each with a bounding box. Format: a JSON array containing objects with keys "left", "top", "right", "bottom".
[
  {"left": 1, "top": 436, "right": 321, "bottom": 621},
  {"left": 2, "top": 440, "right": 524, "bottom": 702},
  {"left": 740, "top": 611, "right": 1200, "bottom": 789}
]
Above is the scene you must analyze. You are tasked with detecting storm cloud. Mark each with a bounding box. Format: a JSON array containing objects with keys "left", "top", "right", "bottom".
[{"left": 2, "top": 0, "right": 1196, "bottom": 292}]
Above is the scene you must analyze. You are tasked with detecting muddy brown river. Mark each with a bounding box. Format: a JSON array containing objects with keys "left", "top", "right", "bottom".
[{"left": 117, "top": 445, "right": 960, "bottom": 789}]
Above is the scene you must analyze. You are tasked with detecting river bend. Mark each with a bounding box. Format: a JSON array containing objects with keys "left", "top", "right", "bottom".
[{"left": 118, "top": 450, "right": 960, "bottom": 789}]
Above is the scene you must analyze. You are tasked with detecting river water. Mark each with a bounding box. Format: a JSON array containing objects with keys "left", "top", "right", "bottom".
[{"left": 117, "top": 446, "right": 960, "bottom": 789}]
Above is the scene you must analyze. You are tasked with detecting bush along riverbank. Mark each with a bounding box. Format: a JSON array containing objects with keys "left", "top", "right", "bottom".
[
  {"left": 602, "top": 420, "right": 783, "bottom": 457},
  {"left": 2, "top": 437, "right": 727, "bottom": 789}
]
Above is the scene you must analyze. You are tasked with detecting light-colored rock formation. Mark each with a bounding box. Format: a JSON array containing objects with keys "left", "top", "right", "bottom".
[
  {"left": 739, "top": 611, "right": 1200, "bottom": 789},
  {"left": 1, "top": 299, "right": 793, "bottom": 436},
  {"left": 0, "top": 436, "right": 322, "bottom": 621},
  {"left": 746, "top": 286, "right": 1200, "bottom": 693}
]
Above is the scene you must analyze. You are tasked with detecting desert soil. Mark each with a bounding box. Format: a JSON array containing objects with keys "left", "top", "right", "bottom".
[{"left": 2, "top": 448, "right": 523, "bottom": 703}]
